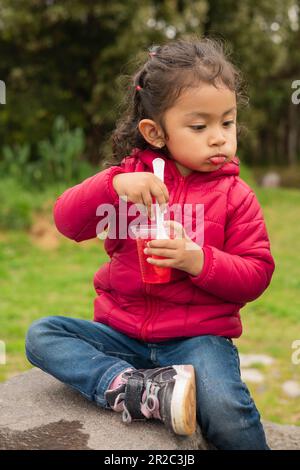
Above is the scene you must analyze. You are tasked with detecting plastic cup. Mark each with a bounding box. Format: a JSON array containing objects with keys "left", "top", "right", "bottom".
[{"left": 131, "top": 224, "right": 172, "bottom": 284}]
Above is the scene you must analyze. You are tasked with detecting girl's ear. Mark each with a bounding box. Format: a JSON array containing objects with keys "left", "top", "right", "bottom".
[{"left": 138, "top": 119, "right": 165, "bottom": 148}]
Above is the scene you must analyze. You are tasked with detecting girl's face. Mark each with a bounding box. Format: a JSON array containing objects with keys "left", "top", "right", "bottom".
[{"left": 162, "top": 82, "right": 237, "bottom": 175}]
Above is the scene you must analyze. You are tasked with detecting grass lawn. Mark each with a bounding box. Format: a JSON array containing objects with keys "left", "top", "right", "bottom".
[{"left": 0, "top": 173, "right": 300, "bottom": 426}]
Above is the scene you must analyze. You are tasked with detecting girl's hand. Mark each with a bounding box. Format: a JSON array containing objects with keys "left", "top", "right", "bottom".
[
  {"left": 112, "top": 172, "right": 169, "bottom": 219},
  {"left": 144, "top": 220, "right": 204, "bottom": 277}
]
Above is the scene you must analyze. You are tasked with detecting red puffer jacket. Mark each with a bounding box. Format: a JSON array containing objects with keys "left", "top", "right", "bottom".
[{"left": 53, "top": 148, "right": 275, "bottom": 342}]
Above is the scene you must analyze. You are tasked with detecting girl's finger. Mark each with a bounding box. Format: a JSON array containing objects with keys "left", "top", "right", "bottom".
[
  {"left": 144, "top": 247, "right": 177, "bottom": 258},
  {"left": 150, "top": 181, "right": 169, "bottom": 209},
  {"left": 141, "top": 191, "right": 155, "bottom": 220},
  {"left": 147, "top": 238, "right": 178, "bottom": 249},
  {"left": 146, "top": 257, "right": 174, "bottom": 267},
  {"left": 153, "top": 177, "right": 170, "bottom": 204}
]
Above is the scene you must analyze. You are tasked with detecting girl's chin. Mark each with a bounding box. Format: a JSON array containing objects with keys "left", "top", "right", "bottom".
[
  {"left": 200, "top": 160, "right": 224, "bottom": 170},
  {"left": 174, "top": 158, "right": 230, "bottom": 175}
]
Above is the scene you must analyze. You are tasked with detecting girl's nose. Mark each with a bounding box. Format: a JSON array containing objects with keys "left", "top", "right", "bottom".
[{"left": 207, "top": 129, "right": 226, "bottom": 147}]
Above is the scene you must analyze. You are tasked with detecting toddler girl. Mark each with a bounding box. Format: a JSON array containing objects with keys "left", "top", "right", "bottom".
[{"left": 25, "top": 37, "right": 275, "bottom": 450}]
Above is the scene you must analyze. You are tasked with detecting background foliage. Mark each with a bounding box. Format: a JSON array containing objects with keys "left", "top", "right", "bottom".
[
  {"left": 0, "top": 0, "right": 299, "bottom": 168},
  {"left": 1, "top": 0, "right": 300, "bottom": 427}
]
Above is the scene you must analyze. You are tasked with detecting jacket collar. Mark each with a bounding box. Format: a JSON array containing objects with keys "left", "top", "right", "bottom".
[{"left": 130, "top": 147, "right": 240, "bottom": 182}]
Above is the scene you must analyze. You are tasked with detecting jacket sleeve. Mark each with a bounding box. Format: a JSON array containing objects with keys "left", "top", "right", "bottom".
[
  {"left": 53, "top": 165, "right": 126, "bottom": 242},
  {"left": 188, "top": 186, "right": 275, "bottom": 304}
]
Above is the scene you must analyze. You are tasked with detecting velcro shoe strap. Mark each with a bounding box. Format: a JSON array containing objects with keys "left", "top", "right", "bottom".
[{"left": 124, "top": 376, "right": 145, "bottom": 420}]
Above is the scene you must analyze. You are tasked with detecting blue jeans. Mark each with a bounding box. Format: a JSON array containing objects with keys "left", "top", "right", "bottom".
[{"left": 25, "top": 315, "right": 269, "bottom": 450}]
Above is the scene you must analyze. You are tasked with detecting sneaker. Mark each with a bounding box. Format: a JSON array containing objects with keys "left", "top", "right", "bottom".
[{"left": 104, "top": 365, "right": 196, "bottom": 436}]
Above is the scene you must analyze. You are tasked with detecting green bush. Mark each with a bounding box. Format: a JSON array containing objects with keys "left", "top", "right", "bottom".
[
  {"left": 0, "top": 178, "right": 76, "bottom": 231},
  {"left": 0, "top": 178, "right": 33, "bottom": 230},
  {"left": 37, "top": 116, "right": 87, "bottom": 186},
  {"left": 0, "top": 116, "right": 97, "bottom": 230},
  {"left": 0, "top": 116, "right": 94, "bottom": 190}
]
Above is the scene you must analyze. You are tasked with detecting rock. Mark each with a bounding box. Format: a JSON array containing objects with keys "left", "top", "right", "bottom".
[
  {"left": 263, "top": 421, "right": 300, "bottom": 450},
  {"left": 0, "top": 368, "right": 299, "bottom": 450},
  {"left": 282, "top": 381, "right": 300, "bottom": 398},
  {"left": 0, "top": 368, "right": 208, "bottom": 450},
  {"left": 241, "top": 368, "right": 265, "bottom": 383},
  {"left": 239, "top": 354, "right": 274, "bottom": 368},
  {"left": 260, "top": 172, "right": 281, "bottom": 188}
]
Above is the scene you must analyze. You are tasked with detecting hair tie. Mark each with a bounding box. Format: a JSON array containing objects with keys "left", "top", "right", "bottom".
[
  {"left": 136, "top": 85, "right": 142, "bottom": 91},
  {"left": 148, "top": 45, "right": 160, "bottom": 57}
]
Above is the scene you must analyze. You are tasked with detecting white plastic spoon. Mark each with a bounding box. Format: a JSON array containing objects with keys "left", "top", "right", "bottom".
[{"left": 152, "top": 158, "right": 169, "bottom": 239}]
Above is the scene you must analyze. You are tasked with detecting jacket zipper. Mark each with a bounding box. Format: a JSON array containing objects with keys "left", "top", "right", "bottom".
[
  {"left": 141, "top": 282, "right": 152, "bottom": 341},
  {"left": 140, "top": 174, "right": 186, "bottom": 342},
  {"left": 172, "top": 175, "right": 185, "bottom": 206}
]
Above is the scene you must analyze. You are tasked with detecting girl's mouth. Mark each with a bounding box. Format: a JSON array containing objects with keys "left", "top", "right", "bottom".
[{"left": 208, "top": 155, "right": 227, "bottom": 165}]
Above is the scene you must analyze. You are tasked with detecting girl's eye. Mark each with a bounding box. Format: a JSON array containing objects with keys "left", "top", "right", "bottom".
[
  {"left": 190, "top": 125, "right": 206, "bottom": 131},
  {"left": 190, "top": 121, "right": 235, "bottom": 131}
]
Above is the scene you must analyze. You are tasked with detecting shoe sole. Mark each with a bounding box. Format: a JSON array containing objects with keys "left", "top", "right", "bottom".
[{"left": 171, "top": 364, "right": 196, "bottom": 436}]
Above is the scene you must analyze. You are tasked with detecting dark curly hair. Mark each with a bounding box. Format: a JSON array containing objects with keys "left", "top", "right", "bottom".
[{"left": 103, "top": 35, "right": 248, "bottom": 168}]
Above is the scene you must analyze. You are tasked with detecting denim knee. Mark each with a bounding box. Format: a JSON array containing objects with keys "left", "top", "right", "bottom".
[
  {"left": 196, "top": 381, "right": 268, "bottom": 450},
  {"left": 25, "top": 316, "right": 58, "bottom": 360}
]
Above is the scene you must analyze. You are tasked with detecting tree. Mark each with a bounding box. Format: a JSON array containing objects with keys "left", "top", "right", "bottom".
[{"left": 0, "top": 0, "right": 299, "bottom": 167}]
